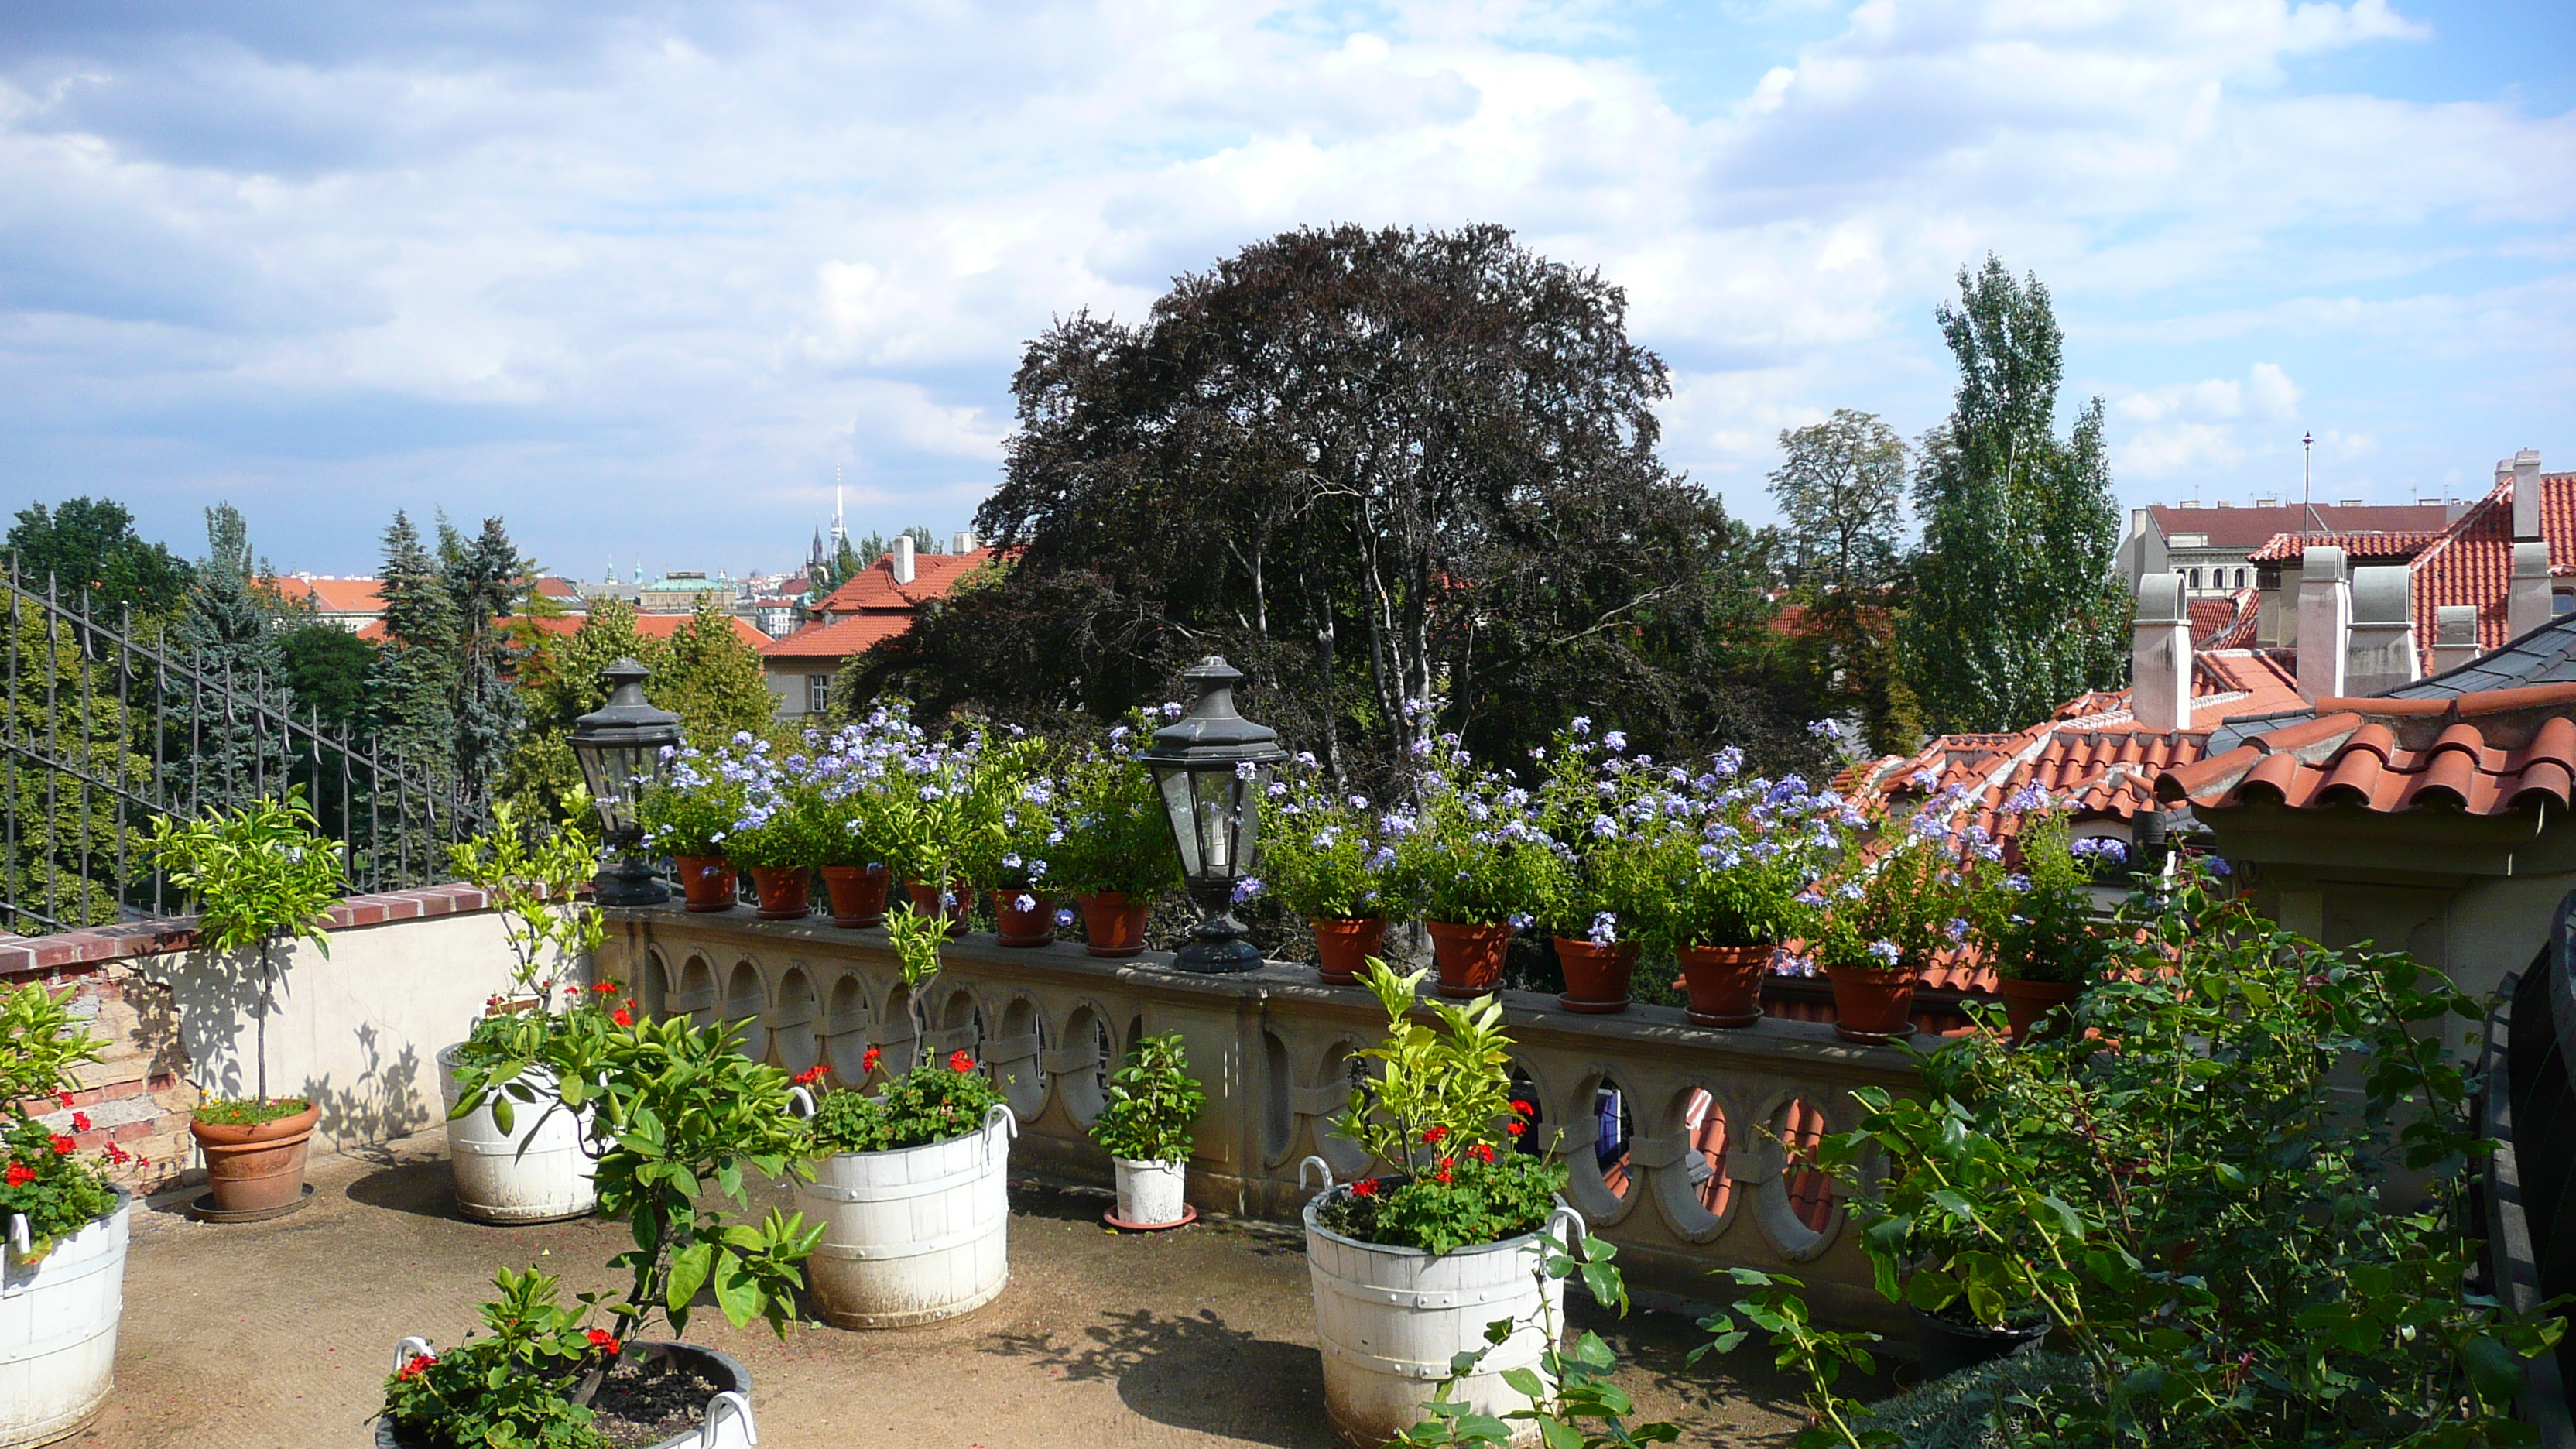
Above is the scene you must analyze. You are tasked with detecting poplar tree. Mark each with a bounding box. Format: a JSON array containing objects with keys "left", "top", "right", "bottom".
[{"left": 1899, "top": 258, "right": 2126, "bottom": 735}]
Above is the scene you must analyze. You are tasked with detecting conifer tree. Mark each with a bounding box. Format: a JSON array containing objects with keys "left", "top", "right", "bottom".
[
  {"left": 438, "top": 516, "right": 530, "bottom": 818},
  {"left": 368, "top": 511, "right": 461, "bottom": 789},
  {"left": 172, "top": 504, "right": 291, "bottom": 810},
  {"left": 1899, "top": 258, "right": 2126, "bottom": 735}
]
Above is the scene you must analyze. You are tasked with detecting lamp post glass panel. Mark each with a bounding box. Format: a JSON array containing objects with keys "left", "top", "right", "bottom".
[
  {"left": 570, "top": 657, "right": 683, "bottom": 906},
  {"left": 1142, "top": 657, "right": 1287, "bottom": 973}
]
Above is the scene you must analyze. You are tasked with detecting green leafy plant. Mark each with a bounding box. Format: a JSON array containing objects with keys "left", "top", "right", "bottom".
[
  {"left": 718, "top": 734, "right": 840, "bottom": 872},
  {"left": 1258, "top": 751, "right": 1396, "bottom": 920},
  {"left": 1320, "top": 957, "right": 1568, "bottom": 1255},
  {"left": 1965, "top": 807, "right": 2113, "bottom": 985},
  {"left": 806, "top": 903, "right": 1006, "bottom": 1155},
  {"left": 1397, "top": 1231, "right": 1679, "bottom": 1448},
  {"left": 636, "top": 739, "right": 748, "bottom": 858},
  {"left": 1632, "top": 759, "right": 1844, "bottom": 951},
  {"left": 1696, "top": 1269, "right": 1889, "bottom": 1449},
  {"left": 1526, "top": 721, "right": 1672, "bottom": 945},
  {"left": 377, "top": 1266, "right": 618, "bottom": 1449},
  {"left": 447, "top": 798, "right": 620, "bottom": 1084},
  {"left": 1089, "top": 1032, "right": 1206, "bottom": 1164},
  {"left": 958, "top": 728, "right": 1057, "bottom": 892},
  {"left": 0, "top": 983, "right": 121, "bottom": 1262},
  {"left": 146, "top": 787, "right": 345, "bottom": 1108},
  {"left": 1053, "top": 714, "right": 1183, "bottom": 900},
  {"left": 1809, "top": 789, "right": 1975, "bottom": 974}
]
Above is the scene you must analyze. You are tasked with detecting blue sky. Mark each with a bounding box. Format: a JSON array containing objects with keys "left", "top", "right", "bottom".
[{"left": 1, "top": 0, "right": 2568, "bottom": 579}]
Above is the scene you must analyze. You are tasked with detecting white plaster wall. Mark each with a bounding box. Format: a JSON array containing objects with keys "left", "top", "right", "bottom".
[{"left": 139, "top": 910, "right": 566, "bottom": 1155}]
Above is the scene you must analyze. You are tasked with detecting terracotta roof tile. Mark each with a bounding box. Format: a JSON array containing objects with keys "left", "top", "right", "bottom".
[
  {"left": 2245, "top": 530, "right": 2442, "bottom": 565},
  {"left": 2155, "top": 685, "right": 2576, "bottom": 818},
  {"left": 811, "top": 548, "right": 998, "bottom": 617},
  {"left": 2151, "top": 503, "right": 2451, "bottom": 549},
  {"left": 2404, "top": 473, "right": 2576, "bottom": 662}
]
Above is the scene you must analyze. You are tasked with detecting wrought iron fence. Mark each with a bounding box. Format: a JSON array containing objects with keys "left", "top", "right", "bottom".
[{"left": 1, "top": 561, "right": 473, "bottom": 934}]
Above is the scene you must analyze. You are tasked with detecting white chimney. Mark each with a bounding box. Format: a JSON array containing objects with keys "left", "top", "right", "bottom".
[
  {"left": 2345, "top": 565, "right": 2419, "bottom": 696},
  {"left": 891, "top": 533, "right": 916, "bottom": 586},
  {"left": 2509, "top": 540, "right": 2550, "bottom": 639},
  {"left": 2431, "top": 604, "right": 2480, "bottom": 675},
  {"left": 2514, "top": 449, "right": 2544, "bottom": 540},
  {"left": 2132, "top": 572, "right": 2192, "bottom": 731},
  {"left": 2296, "top": 546, "right": 2349, "bottom": 702},
  {"left": 952, "top": 530, "right": 978, "bottom": 555}
]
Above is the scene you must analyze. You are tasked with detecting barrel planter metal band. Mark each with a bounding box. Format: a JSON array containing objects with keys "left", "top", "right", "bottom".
[{"left": 0, "top": 1190, "right": 130, "bottom": 1449}]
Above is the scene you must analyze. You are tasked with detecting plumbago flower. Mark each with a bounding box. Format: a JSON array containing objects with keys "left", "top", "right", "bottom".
[
  {"left": 1524, "top": 720, "right": 1669, "bottom": 946},
  {"left": 803, "top": 703, "right": 935, "bottom": 872},
  {"left": 1051, "top": 710, "right": 1183, "bottom": 901},
  {"left": 1808, "top": 782, "right": 1984, "bottom": 975},
  {"left": 1383, "top": 731, "right": 1560, "bottom": 930},
  {"left": 1258, "top": 751, "right": 1399, "bottom": 921},
  {"left": 960, "top": 728, "right": 1060, "bottom": 894},
  {"left": 716, "top": 735, "right": 841, "bottom": 872},
  {"left": 1965, "top": 807, "right": 2121, "bottom": 986},
  {"left": 638, "top": 738, "right": 752, "bottom": 858}
]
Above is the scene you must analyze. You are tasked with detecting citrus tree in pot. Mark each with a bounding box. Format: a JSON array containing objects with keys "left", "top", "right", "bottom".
[
  {"left": 792, "top": 905, "right": 1017, "bottom": 1327},
  {"left": 1054, "top": 714, "right": 1181, "bottom": 957},
  {"left": 400, "top": 1010, "right": 820, "bottom": 1447},
  {"left": 440, "top": 799, "right": 615, "bottom": 1225},
  {"left": 0, "top": 982, "right": 142, "bottom": 1446},
  {"left": 146, "top": 787, "right": 344, "bottom": 1216},
  {"left": 1297, "top": 957, "right": 1587, "bottom": 1447},
  {"left": 1261, "top": 751, "right": 1396, "bottom": 983},
  {"left": 1089, "top": 1032, "right": 1206, "bottom": 1229}
]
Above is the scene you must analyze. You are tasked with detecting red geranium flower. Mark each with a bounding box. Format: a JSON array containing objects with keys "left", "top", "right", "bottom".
[
  {"left": 4, "top": 1163, "right": 29, "bottom": 1187},
  {"left": 593, "top": 981, "right": 617, "bottom": 994},
  {"left": 1434, "top": 1160, "right": 1454, "bottom": 1185},
  {"left": 586, "top": 1328, "right": 622, "bottom": 1354},
  {"left": 1505, "top": 1120, "right": 1526, "bottom": 1137},
  {"left": 792, "top": 1064, "right": 827, "bottom": 1086},
  {"left": 611, "top": 1007, "right": 633, "bottom": 1028},
  {"left": 1510, "top": 1099, "right": 1534, "bottom": 1117},
  {"left": 1351, "top": 1178, "right": 1378, "bottom": 1197},
  {"left": 49, "top": 1135, "right": 73, "bottom": 1156},
  {"left": 104, "top": 1143, "right": 130, "bottom": 1166},
  {"left": 70, "top": 1112, "right": 90, "bottom": 1133},
  {"left": 53, "top": 1091, "right": 73, "bottom": 1108},
  {"left": 1467, "top": 1142, "right": 1495, "bottom": 1163},
  {"left": 862, "top": 1046, "right": 882, "bottom": 1074},
  {"left": 396, "top": 1352, "right": 437, "bottom": 1382},
  {"left": 947, "top": 1050, "right": 976, "bottom": 1074},
  {"left": 1420, "top": 1125, "right": 1447, "bottom": 1145}
]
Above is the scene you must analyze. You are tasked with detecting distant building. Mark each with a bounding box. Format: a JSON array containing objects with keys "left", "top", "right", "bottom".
[
  {"left": 2121, "top": 499, "right": 2461, "bottom": 598},
  {"left": 637, "top": 571, "right": 739, "bottom": 613},
  {"left": 268, "top": 576, "right": 385, "bottom": 632},
  {"left": 759, "top": 536, "right": 998, "bottom": 718}
]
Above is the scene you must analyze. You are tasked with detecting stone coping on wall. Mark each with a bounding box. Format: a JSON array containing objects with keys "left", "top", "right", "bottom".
[{"left": 0, "top": 882, "right": 497, "bottom": 979}]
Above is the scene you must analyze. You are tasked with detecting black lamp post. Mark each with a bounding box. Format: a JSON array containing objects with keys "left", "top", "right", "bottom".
[
  {"left": 569, "top": 658, "right": 684, "bottom": 907},
  {"left": 1140, "top": 656, "right": 1287, "bottom": 973}
]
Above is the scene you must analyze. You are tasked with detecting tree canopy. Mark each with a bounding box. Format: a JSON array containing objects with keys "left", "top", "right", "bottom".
[
  {"left": 6, "top": 498, "right": 192, "bottom": 626},
  {"left": 853, "top": 223, "right": 1820, "bottom": 786}
]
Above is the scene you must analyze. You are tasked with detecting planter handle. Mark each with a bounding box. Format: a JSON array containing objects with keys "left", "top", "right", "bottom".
[
  {"left": 6, "top": 1212, "right": 26, "bottom": 1259},
  {"left": 785, "top": 1086, "right": 817, "bottom": 1120},
  {"left": 1547, "top": 1204, "right": 1588, "bottom": 1248},
  {"left": 392, "top": 1335, "right": 435, "bottom": 1373},
  {"left": 1297, "top": 1155, "right": 1334, "bottom": 1194},
  {"left": 699, "top": 1389, "right": 756, "bottom": 1447},
  {"left": 982, "top": 1102, "right": 1019, "bottom": 1146}
]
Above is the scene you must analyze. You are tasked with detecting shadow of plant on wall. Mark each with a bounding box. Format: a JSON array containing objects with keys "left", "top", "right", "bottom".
[
  {"left": 143, "top": 940, "right": 276, "bottom": 1105},
  {"left": 981, "top": 1307, "right": 1332, "bottom": 1448},
  {"left": 304, "top": 1021, "right": 428, "bottom": 1152}
]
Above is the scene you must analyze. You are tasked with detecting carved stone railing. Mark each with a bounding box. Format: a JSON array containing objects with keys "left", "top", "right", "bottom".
[{"left": 601, "top": 906, "right": 1923, "bottom": 1330}]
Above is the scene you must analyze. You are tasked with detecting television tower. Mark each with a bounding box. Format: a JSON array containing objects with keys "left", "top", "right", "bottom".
[{"left": 831, "top": 465, "right": 848, "bottom": 550}]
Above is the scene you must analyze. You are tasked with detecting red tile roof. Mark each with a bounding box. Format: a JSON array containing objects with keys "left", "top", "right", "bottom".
[
  {"left": 2403, "top": 472, "right": 2576, "bottom": 658},
  {"left": 810, "top": 548, "right": 998, "bottom": 618},
  {"left": 2189, "top": 589, "right": 2259, "bottom": 649},
  {"left": 360, "top": 611, "right": 766, "bottom": 649},
  {"left": 759, "top": 611, "right": 920, "bottom": 663},
  {"left": 269, "top": 577, "right": 384, "bottom": 614},
  {"left": 2157, "top": 683, "right": 2576, "bottom": 817},
  {"left": 2245, "top": 530, "right": 2441, "bottom": 565},
  {"left": 2150, "top": 502, "right": 2451, "bottom": 550}
]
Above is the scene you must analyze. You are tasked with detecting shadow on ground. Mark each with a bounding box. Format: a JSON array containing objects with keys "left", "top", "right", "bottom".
[{"left": 985, "top": 1306, "right": 1334, "bottom": 1448}]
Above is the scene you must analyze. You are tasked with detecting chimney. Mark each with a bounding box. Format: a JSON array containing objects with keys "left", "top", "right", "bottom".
[
  {"left": 2509, "top": 540, "right": 2550, "bottom": 639},
  {"left": 2132, "top": 572, "right": 2192, "bottom": 731},
  {"left": 2256, "top": 564, "right": 2287, "bottom": 647},
  {"left": 2344, "top": 564, "right": 2419, "bottom": 696},
  {"left": 2514, "top": 449, "right": 2543, "bottom": 540},
  {"left": 891, "top": 533, "right": 916, "bottom": 586},
  {"left": 2295, "top": 546, "right": 2349, "bottom": 702},
  {"left": 952, "top": 530, "right": 978, "bottom": 554},
  {"left": 2431, "top": 605, "right": 2480, "bottom": 675}
]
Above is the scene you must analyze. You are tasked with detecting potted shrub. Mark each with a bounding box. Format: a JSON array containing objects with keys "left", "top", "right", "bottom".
[
  {"left": 1053, "top": 715, "right": 1182, "bottom": 957},
  {"left": 1529, "top": 721, "right": 1669, "bottom": 1014},
  {"left": 1297, "top": 957, "right": 1582, "bottom": 1446},
  {"left": 146, "top": 788, "right": 344, "bottom": 1216},
  {"left": 0, "top": 982, "right": 139, "bottom": 1446},
  {"left": 640, "top": 742, "right": 747, "bottom": 912},
  {"left": 1387, "top": 739, "right": 1558, "bottom": 999},
  {"left": 1809, "top": 790, "right": 1975, "bottom": 1044},
  {"left": 439, "top": 800, "right": 615, "bottom": 1225},
  {"left": 396, "top": 1009, "right": 818, "bottom": 1448},
  {"left": 876, "top": 728, "right": 980, "bottom": 931},
  {"left": 719, "top": 735, "right": 837, "bottom": 920},
  {"left": 961, "top": 731, "right": 1061, "bottom": 947},
  {"left": 810, "top": 707, "right": 925, "bottom": 927},
  {"left": 1635, "top": 748, "right": 1841, "bottom": 1027},
  {"left": 1261, "top": 752, "right": 1396, "bottom": 983},
  {"left": 1972, "top": 807, "right": 2117, "bottom": 1043},
  {"left": 1090, "top": 1032, "right": 1206, "bottom": 1229},
  {"left": 793, "top": 906, "right": 1016, "bottom": 1327}
]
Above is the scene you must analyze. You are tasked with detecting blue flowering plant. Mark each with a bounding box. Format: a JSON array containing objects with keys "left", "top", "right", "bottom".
[
  {"left": 959, "top": 729, "right": 1061, "bottom": 903},
  {"left": 869, "top": 728, "right": 982, "bottom": 896},
  {"left": 713, "top": 734, "right": 838, "bottom": 872},
  {"left": 802, "top": 704, "right": 931, "bottom": 870},
  {"left": 1971, "top": 801, "right": 2118, "bottom": 985},
  {"left": 1526, "top": 719, "right": 1698, "bottom": 948},
  {"left": 639, "top": 738, "right": 751, "bottom": 858},
  {"left": 1053, "top": 712, "right": 1185, "bottom": 899},
  {"left": 1810, "top": 785, "right": 1981, "bottom": 975},
  {"left": 1259, "top": 751, "right": 1397, "bottom": 921},
  {"left": 1632, "top": 751, "right": 1850, "bottom": 954},
  {"left": 1386, "top": 737, "right": 1562, "bottom": 930}
]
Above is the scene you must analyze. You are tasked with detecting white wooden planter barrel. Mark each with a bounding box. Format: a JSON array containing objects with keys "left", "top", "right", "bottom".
[
  {"left": 1297, "top": 1159, "right": 1581, "bottom": 1449},
  {"left": 376, "top": 1338, "right": 752, "bottom": 1449},
  {"left": 437, "top": 1044, "right": 599, "bottom": 1225},
  {"left": 793, "top": 1098, "right": 1015, "bottom": 1328},
  {"left": 0, "top": 1190, "right": 131, "bottom": 1449},
  {"left": 1112, "top": 1158, "right": 1188, "bottom": 1228}
]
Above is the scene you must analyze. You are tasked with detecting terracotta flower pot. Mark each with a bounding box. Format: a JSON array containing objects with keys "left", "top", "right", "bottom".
[
  {"left": 190, "top": 1101, "right": 321, "bottom": 1214},
  {"left": 1310, "top": 917, "right": 1388, "bottom": 985},
  {"left": 820, "top": 863, "right": 891, "bottom": 927},
  {"left": 1552, "top": 937, "right": 1637, "bottom": 1014},
  {"left": 1677, "top": 944, "right": 1770, "bottom": 1027},
  {"left": 674, "top": 855, "right": 735, "bottom": 913},
  {"left": 1826, "top": 965, "right": 1920, "bottom": 1044},
  {"left": 904, "top": 880, "right": 972, "bottom": 932},
  {"left": 1427, "top": 920, "right": 1512, "bottom": 999},
  {"left": 750, "top": 865, "right": 812, "bottom": 920},
  {"left": 1995, "top": 978, "right": 2084, "bottom": 1043},
  {"left": 1081, "top": 893, "right": 1153, "bottom": 957},
  {"left": 994, "top": 889, "right": 1056, "bottom": 947}
]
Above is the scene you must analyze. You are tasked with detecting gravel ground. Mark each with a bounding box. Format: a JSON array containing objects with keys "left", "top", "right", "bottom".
[{"left": 70, "top": 1135, "right": 1853, "bottom": 1447}]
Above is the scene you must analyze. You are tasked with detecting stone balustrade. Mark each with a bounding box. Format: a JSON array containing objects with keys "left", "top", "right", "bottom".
[{"left": 603, "top": 906, "right": 1923, "bottom": 1331}]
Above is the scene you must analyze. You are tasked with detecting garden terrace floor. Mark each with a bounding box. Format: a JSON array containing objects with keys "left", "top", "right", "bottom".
[{"left": 78, "top": 1135, "right": 1864, "bottom": 1447}]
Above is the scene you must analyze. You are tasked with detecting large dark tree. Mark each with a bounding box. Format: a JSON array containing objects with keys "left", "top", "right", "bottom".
[
  {"left": 1900, "top": 257, "right": 2126, "bottom": 735},
  {"left": 437, "top": 516, "right": 531, "bottom": 815},
  {"left": 5, "top": 498, "right": 191, "bottom": 626},
  {"left": 853, "top": 224, "right": 1818, "bottom": 786}
]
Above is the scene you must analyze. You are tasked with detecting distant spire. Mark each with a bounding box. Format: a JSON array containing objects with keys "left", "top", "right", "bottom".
[{"left": 831, "top": 465, "right": 848, "bottom": 547}]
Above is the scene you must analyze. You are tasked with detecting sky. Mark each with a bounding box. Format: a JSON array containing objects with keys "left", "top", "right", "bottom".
[{"left": 2, "top": 0, "right": 2570, "bottom": 581}]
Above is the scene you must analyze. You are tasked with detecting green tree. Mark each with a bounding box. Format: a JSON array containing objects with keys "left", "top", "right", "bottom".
[
  {"left": 368, "top": 511, "right": 461, "bottom": 786},
  {"left": 656, "top": 598, "right": 775, "bottom": 748},
  {"left": 1899, "top": 257, "right": 2126, "bottom": 735},
  {"left": 279, "top": 625, "right": 378, "bottom": 735},
  {"left": 0, "top": 599, "right": 152, "bottom": 931},
  {"left": 5, "top": 498, "right": 191, "bottom": 628},
  {"left": 1769, "top": 410, "right": 1906, "bottom": 591},
  {"left": 437, "top": 516, "right": 533, "bottom": 815},
  {"left": 173, "top": 504, "right": 293, "bottom": 812}
]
